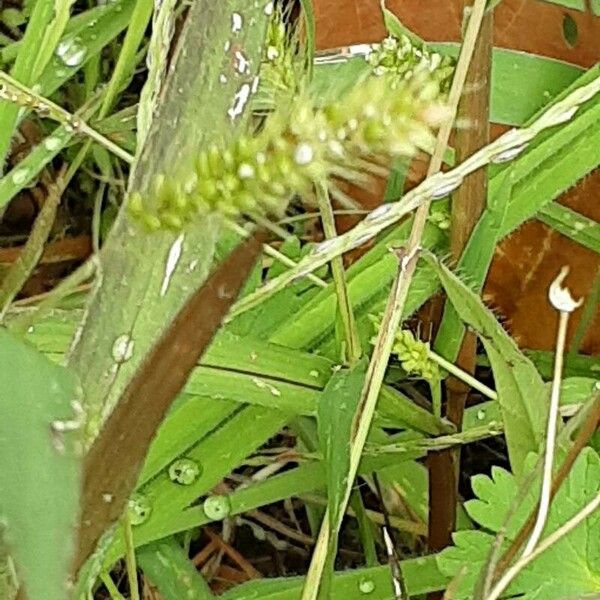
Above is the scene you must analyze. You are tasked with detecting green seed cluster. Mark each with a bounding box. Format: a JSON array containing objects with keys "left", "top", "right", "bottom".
[
  {"left": 367, "top": 35, "right": 455, "bottom": 94},
  {"left": 370, "top": 316, "right": 441, "bottom": 382},
  {"left": 128, "top": 72, "right": 447, "bottom": 232},
  {"left": 260, "top": 6, "right": 298, "bottom": 99}
]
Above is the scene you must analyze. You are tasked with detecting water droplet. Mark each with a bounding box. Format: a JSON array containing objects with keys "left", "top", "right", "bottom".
[
  {"left": 251, "top": 377, "right": 282, "bottom": 397},
  {"left": 55, "top": 37, "right": 87, "bottom": 68},
  {"left": 224, "top": 40, "right": 231, "bottom": 52},
  {"left": 168, "top": 458, "right": 201, "bottom": 485},
  {"left": 294, "top": 143, "right": 314, "bottom": 166},
  {"left": 233, "top": 50, "right": 250, "bottom": 74},
  {"left": 102, "top": 493, "right": 113, "bottom": 503},
  {"left": 11, "top": 168, "right": 29, "bottom": 185},
  {"left": 491, "top": 143, "right": 528, "bottom": 164},
  {"left": 227, "top": 84, "right": 251, "bottom": 121},
  {"left": 44, "top": 136, "right": 62, "bottom": 151},
  {"left": 112, "top": 334, "right": 134, "bottom": 363},
  {"left": 219, "top": 73, "right": 228, "bottom": 84},
  {"left": 231, "top": 12, "right": 243, "bottom": 33},
  {"left": 128, "top": 494, "right": 152, "bottom": 525},
  {"left": 574, "top": 222, "right": 586, "bottom": 231},
  {"left": 477, "top": 409, "right": 486, "bottom": 420},
  {"left": 264, "top": 1, "right": 274, "bottom": 15},
  {"left": 309, "top": 370, "right": 320, "bottom": 378},
  {"left": 203, "top": 495, "right": 232, "bottom": 520},
  {"left": 358, "top": 578, "right": 375, "bottom": 594},
  {"left": 161, "top": 234, "right": 185, "bottom": 296},
  {"left": 238, "top": 163, "right": 255, "bottom": 179}
]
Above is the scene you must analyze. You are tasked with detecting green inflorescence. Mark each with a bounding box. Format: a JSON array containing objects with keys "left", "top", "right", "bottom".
[
  {"left": 127, "top": 68, "right": 447, "bottom": 232},
  {"left": 367, "top": 35, "right": 455, "bottom": 94},
  {"left": 370, "top": 315, "right": 441, "bottom": 383},
  {"left": 260, "top": 5, "right": 299, "bottom": 100}
]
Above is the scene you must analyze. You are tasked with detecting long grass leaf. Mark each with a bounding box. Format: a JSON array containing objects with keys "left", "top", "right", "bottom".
[{"left": 424, "top": 253, "right": 547, "bottom": 474}]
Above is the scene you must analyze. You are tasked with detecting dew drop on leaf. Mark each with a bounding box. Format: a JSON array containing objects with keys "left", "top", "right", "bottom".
[
  {"left": 111, "top": 334, "right": 134, "bottom": 363},
  {"left": 203, "top": 495, "right": 232, "bottom": 520},
  {"left": 358, "top": 578, "right": 375, "bottom": 594},
  {"left": 128, "top": 494, "right": 152, "bottom": 525},
  {"left": 55, "top": 37, "right": 87, "bottom": 68},
  {"left": 11, "top": 168, "right": 29, "bottom": 185},
  {"left": 231, "top": 12, "right": 243, "bottom": 33},
  {"left": 168, "top": 458, "right": 201, "bottom": 485},
  {"left": 44, "top": 137, "right": 62, "bottom": 151}
]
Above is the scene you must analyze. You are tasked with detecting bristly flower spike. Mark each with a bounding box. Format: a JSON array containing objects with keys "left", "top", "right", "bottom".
[{"left": 127, "top": 69, "right": 448, "bottom": 232}]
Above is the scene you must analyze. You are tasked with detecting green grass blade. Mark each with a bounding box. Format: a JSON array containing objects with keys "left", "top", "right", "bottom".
[
  {"left": 299, "top": 0, "right": 316, "bottom": 78},
  {"left": 104, "top": 405, "right": 289, "bottom": 564},
  {"left": 99, "top": 0, "right": 154, "bottom": 118},
  {"left": 221, "top": 553, "right": 447, "bottom": 599},
  {"left": 137, "top": 539, "right": 213, "bottom": 599},
  {"left": 380, "top": 1, "right": 426, "bottom": 47},
  {"left": 537, "top": 203, "right": 600, "bottom": 253},
  {"left": 0, "top": 125, "right": 74, "bottom": 209},
  {"left": 0, "top": 329, "right": 80, "bottom": 600},
  {"left": 0, "top": 0, "right": 74, "bottom": 165},
  {"left": 136, "top": 0, "right": 177, "bottom": 149},
  {"left": 316, "top": 360, "right": 368, "bottom": 597},
  {"left": 425, "top": 254, "right": 547, "bottom": 474}
]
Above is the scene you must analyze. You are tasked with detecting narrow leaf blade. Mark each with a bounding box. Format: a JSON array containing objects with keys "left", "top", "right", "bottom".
[{"left": 424, "top": 255, "right": 547, "bottom": 474}]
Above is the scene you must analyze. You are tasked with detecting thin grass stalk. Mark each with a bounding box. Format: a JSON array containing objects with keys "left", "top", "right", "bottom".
[
  {"left": 428, "top": 351, "right": 497, "bottom": 400},
  {"left": 315, "top": 180, "right": 361, "bottom": 364},
  {"left": 8, "top": 258, "right": 98, "bottom": 334},
  {"left": 569, "top": 266, "right": 600, "bottom": 355},
  {"left": 0, "top": 72, "right": 133, "bottom": 163},
  {"left": 137, "top": 0, "right": 178, "bottom": 151},
  {"left": 0, "top": 166, "right": 67, "bottom": 318},
  {"left": 98, "top": 0, "right": 154, "bottom": 119},
  {"left": 300, "top": 246, "right": 421, "bottom": 600},
  {"left": 429, "top": 2, "right": 493, "bottom": 577},
  {"left": 226, "top": 220, "right": 327, "bottom": 289},
  {"left": 122, "top": 512, "right": 140, "bottom": 600},
  {"left": 100, "top": 572, "right": 126, "bottom": 600}
]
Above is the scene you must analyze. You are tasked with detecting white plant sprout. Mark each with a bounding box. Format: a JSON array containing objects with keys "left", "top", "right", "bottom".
[
  {"left": 227, "top": 74, "right": 600, "bottom": 322},
  {"left": 522, "top": 267, "right": 583, "bottom": 557}
]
